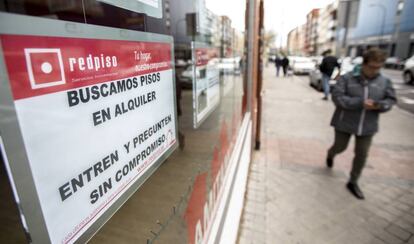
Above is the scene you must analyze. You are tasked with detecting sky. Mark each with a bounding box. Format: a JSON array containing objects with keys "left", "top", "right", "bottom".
[
  {"left": 265, "top": 0, "right": 335, "bottom": 47},
  {"left": 206, "top": 0, "right": 246, "bottom": 31},
  {"left": 206, "top": 0, "right": 335, "bottom": 47}
]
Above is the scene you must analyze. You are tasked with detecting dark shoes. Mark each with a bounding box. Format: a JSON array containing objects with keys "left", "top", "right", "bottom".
[
  {"left": 326, "top": 158, "right": 333, "bottom": 168},
  {"left": 346, "top": 182, "right": 365, "bottom": 200},
  {"left": 322, "top": 96, "right": 329, "bottom": 101}
]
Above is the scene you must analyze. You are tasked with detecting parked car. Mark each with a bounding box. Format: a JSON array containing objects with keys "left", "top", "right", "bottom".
[
  {"left": 175, "top": 59, "right": 188, "bottom": 68},
  {"left": 352, "top": 56, "right": 363, "bottom": 65},
  {"left": 178, "top": 66, "right": 198, "bottom": 89},
  {"left": 385, "top": 57, "right": 404, "bottom": 70},
  {"left": 218, "top": 57, "right": 241, "bottom": 75},
  {"left": 268, "top": 55, "right": 276, "bottom": 63},
  {"left": 290, "top": 57, "right": 315, "bottom": 75},
  {"left": 310, "top": 56, "right": 323, "bottom": 66},
  {"left": 340, "top": 57, "right": 355, "bottom": 73},
  {"left": 403, "top": 55, "right": 414, "bottom": 84},
  {"left": 309, "top": 69, "right": 339, "bottom": 91},
  {"left": 309, "top": 57, "right": 355, "bottom": 91}
]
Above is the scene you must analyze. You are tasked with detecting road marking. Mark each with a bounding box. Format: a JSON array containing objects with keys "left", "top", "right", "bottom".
[
  {"left": 397, "top": 90, "right": 414, "bottom": 95},
  {"left": 393, "top": 84, "right": 405, "bottom": 89},
  {"left": 400, "top": 97, "right": 414, "bottom": 104}
]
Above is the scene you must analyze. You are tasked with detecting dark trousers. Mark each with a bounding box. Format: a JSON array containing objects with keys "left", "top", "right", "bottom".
[
  {"left": 327, "top": 130, "right": 373, "bottom": 184},
  {"left": 282, "top": 66, "right": 288, "bottom": 76}
]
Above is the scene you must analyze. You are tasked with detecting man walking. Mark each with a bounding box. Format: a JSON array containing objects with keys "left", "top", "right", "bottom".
[
  {"left": 275, "top": 56, "right": 282, "bottom": 77},
  {"left": 281, "top": 56, "right": 289, "bottom": 77},
  {"left": 319, "top": 49, "right": 340, "bottom": 100},
  {"left": 327, "top": 48, "right": 396, "bottom": 200}
]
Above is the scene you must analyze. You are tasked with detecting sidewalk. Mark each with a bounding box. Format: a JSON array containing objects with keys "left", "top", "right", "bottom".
[{"left": 238, "top": 66, "right": 414, "bottom": 244}]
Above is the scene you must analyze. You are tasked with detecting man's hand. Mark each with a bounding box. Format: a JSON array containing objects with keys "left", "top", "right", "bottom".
[{"left": 364, "top": 99, "right": 380, "bottom": 110}]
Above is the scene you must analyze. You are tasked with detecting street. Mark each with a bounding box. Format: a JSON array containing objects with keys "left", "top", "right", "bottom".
[
  {"left": 238, "top": 66, "right": 414, "bottom": 244},
  {"left": 382, "top": 69, "right": 414, "bottom": 115}
]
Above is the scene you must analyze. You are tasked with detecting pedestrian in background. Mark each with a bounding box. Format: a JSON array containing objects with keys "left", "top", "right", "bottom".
[
  {"left": 175, "top": 72, "right": 185, "bottom": 150},
  {"left": 320, "top": 49, "right": 340, "bottom": 100},
  {"left": 326, "top": 48, "right": 396, "bottom": 200},
  {"left": 281, "top": 56, "right": 289, "bottom": 77},
  {"left": 275, "top": 56, "right": 282, "bottom": 77}
]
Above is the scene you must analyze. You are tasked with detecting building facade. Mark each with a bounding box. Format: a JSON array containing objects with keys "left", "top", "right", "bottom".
[
  {"left": 206, "top": 8, "right": 221, "bottom": 48},
  {"left": 340, "top": 0, "right": 414, "bottom": 58},
  {"left": 305, "top": 8, "right": 320, "bottom": 56},
  {"left": 287, "top": 24, "right": 306, "bottom": 56},
  {"left": 220, "top": 15, "right": 234, "bottom": 57},
  {"left": 318, "top": 2, "right": 338, "bottom": 55}
]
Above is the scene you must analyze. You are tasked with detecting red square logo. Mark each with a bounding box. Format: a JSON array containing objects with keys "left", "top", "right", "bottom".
[{"left": 24, "top": 48, "right": 65, "bottom": 89}]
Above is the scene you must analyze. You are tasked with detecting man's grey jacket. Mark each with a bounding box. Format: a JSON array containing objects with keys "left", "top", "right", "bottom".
[{"left": 330, "top": 71, "right": 397, "bottom": 136}]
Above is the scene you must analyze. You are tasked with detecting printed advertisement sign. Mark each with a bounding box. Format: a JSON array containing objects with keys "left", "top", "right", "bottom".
[
  {"left": 0, "top": 33, "right": 177, "bottom": 243},
  {"left": 192, "top": 42, "right": 220, "bottom": 128},
  {"left": 100, "top": 0, "right": 163, "bottom": 18}
]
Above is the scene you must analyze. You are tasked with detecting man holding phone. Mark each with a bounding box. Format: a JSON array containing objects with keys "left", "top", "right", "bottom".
[{"left": 326, "top": 48, "right": 397, "bottom": 200}]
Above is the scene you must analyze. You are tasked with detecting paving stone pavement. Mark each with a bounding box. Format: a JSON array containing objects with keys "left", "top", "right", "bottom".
[{"left": 238, "top": 67, "right": 414, "bottom": 244}]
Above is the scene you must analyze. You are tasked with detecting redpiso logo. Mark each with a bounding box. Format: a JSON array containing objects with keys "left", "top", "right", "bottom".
[{"left": 24, "top": 48, "right": 66, "bottom": 89}]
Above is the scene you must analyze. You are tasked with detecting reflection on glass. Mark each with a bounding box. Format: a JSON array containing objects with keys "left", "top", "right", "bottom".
[{"left": 0, "top": 0, "right": 248, "bottom": 243}]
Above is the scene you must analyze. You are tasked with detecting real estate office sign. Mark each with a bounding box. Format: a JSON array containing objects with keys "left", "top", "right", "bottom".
[{"left": 0, "top": 13, "right": 177, "bottom": 243}]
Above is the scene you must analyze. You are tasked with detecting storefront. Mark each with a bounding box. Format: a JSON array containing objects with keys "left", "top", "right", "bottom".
[{"left": 0, "top": 0, "right": 263, "bottom": 243}]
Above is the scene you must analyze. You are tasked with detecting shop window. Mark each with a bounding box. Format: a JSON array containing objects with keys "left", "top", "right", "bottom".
[{"left": 0, "top": 0, "right": 249, "bottom": 243}]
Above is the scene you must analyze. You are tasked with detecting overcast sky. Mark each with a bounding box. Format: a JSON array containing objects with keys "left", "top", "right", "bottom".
[
  {"left": 206, "top": 0, "right": 246, "bottom": 31},
  {"left": 207, "top": 0, "right": 335, "bottom": 47},
  {"left": 265, "top": 0, "right": 335, "bottom": 47}
]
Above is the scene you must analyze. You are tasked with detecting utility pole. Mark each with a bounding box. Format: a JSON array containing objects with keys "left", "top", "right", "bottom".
[
  {"left": 341, "top": 0, "right": 351, "bottom": 54},
  {"left": 393, "top": 0, "right": 405, "bottom": 57},
  {"left": 339, "top": 0, "right": 360, "bottom": 56},
  {"left": 369, "top": 3, "right": 386, "bottom": 48}
]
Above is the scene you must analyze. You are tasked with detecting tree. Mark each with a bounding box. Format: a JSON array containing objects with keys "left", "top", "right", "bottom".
[{"left": 263, "top": 30, "right": 277, "bottom": 51}]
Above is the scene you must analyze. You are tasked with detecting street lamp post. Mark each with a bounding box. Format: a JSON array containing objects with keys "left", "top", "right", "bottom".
[
  {"left": 369, "top": 3, "right": 386, "bottom": 48},
  {"left": 393, "top": 0, "right": 405, "bottom": 57},
  {"left": 339, "top": 0, "right": 359, "bottom": 57}
]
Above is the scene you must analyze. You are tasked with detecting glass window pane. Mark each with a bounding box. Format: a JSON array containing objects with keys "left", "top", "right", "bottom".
[{"left": 0, "top": 0, "right": 248, "bottom": 242}]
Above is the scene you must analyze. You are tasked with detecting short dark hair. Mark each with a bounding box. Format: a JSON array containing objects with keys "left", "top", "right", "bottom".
[{"left": 363, "top": 48, "right": 387, "bottom": 64}]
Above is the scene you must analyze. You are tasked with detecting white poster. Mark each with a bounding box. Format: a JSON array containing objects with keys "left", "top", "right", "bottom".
[
  {"left": 192, "top": 43, "right": 220, "bottom": 128},
  {"left": 0, "top": 34, "right": 176, "bottom": 243}
]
